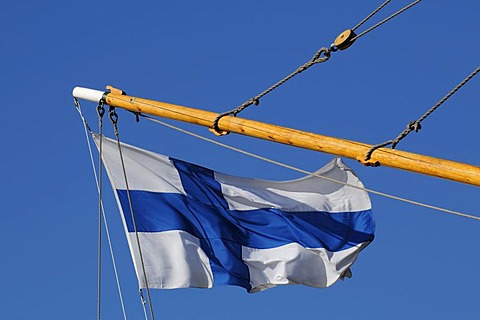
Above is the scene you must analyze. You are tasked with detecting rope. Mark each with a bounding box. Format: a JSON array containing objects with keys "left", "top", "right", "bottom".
[
  {"left": 74, "top": 99, "right": 128, "bottom": 320},
  {"left": 352, "top": 0, "right": 391, "bottom": 32},
  {"left": 212, "top": 0, "right": 422, "bottom": 134},
  {"left": 96, "top": 102, "right": 105, "bottom": 320},
  {"left": 109, "top": 108, "right": 156, "bottom": 320},
  {"left": 141, "top": 114, "right": 480, "bottom": 222},
  {"left": 212, "top": 47, "right": 331, "bottom": 133},
  {"left": 366, "top": 65, "right": 480, "bottom": 160},
  {"left": 350, "top": 0, "right": 422, "bottom": 42}
]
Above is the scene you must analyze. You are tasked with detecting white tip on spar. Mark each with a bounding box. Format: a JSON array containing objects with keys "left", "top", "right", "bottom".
[{"left": 72, "top": 87, "right": 106, "bottom": 103}]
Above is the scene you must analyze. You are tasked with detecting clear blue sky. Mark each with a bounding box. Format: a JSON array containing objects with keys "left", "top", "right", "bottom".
[{"left": 1, "top": 1, "right": 479, "bottom": 319}]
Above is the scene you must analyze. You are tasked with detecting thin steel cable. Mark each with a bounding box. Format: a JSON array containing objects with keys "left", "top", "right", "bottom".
[
  {"left": 109, "top": 109, "right": 155, "bottom": 320},
  {"left": 352, "top": 0, "right": 391, "bottom": 32},
  {"left": 366, "top": 65, "right": 480, "bottom": 160},
  {"left": 351, "top": 0, "right": 422, "bottom": 42},
  {"left": 74, "top": 100, "right": 128, "bottom": 320},
  {"left": 141, "top": 115, "right": 480, "bottom": 222},
  {"left": 139, "top": 290, "right": 149, "bottom": 320}
]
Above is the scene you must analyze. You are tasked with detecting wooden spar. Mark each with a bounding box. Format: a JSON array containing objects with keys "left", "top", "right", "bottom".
[{"left": 73, "top": 86, "right": 480, "bottom": 187}]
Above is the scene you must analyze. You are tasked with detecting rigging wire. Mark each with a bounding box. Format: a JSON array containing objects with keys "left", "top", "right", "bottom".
[
  {"left": 212, "top": 47, "right": 331, "bottom": 134},
  {"left": 365, "top": 65, "right": 480, "bottom": 160},
  {"left": 141, "top": 114, "right": 480, "bottom": 222},
  {"left": 352, "top": 0, "right": 391, "bottom": 32},
  {"left": 109, "top": 108, "right": 156, "bottom": 320},
  {"left": 97, "top": 101, "right": 105, "bottom": 320},
  {"left": 74, "top": 99, "right": 128, "bottom": 320},
  {"left": 212, "top": 0, "right": 422, "bottom": 134},
  {"left": 139, "top": 289, "right": 149, "bottom": 320},
  {"left": 350, "top": 0, "right": 422, "bottom": 42}
]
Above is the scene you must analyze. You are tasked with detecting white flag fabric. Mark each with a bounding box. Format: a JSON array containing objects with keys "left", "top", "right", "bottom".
[{"left": 95, "top": 135, "right": 374, "bottom": 293}]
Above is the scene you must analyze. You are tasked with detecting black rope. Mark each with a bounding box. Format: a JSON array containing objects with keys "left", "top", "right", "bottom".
[
  {"left": 109, "top": 108, "right": 156, "bottom": 320},
  {"left": 212, "top": 47, "right": 331, "bottom": 133},
  {"left": 212, "top": 0, "right": 423, "bottom": 134},
  {"left": 365, "top": 65, "right": 480, "bottom": 161},
  {"left": 96, "top": 101, "right": 105, "bottom": 320}
]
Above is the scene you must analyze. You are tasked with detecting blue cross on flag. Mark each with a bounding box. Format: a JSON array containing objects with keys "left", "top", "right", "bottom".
[{"left": 95, "top": 135, "right": 374, "bottom": 293}]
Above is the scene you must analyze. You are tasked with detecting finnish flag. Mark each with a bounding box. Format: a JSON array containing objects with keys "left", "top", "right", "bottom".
[{"left": 95, "top": 135, "right": 374, "bottom": 293}]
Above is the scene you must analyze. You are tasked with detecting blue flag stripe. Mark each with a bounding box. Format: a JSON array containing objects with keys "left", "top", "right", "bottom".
[{"left": 117, "top": 190, "right": 374, "bottom": 251}]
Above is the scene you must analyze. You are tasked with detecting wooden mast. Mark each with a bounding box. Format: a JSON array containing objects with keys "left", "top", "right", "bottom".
[{"left": 73, "top": 86, "right": 480, "bottom": 187}]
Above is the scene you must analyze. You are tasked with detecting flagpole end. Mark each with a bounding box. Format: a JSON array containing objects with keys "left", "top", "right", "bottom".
[{"left": 72, "top": 86, "right": 106, "bottom": 103}]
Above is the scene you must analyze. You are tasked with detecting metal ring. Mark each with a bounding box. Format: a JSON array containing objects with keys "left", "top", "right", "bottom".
[
  {"left": 109, "top": 108, "right": 118, "bottom": 123},
  {"left": 97, "top": 103, "right": 105, "bottom": 118}
]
